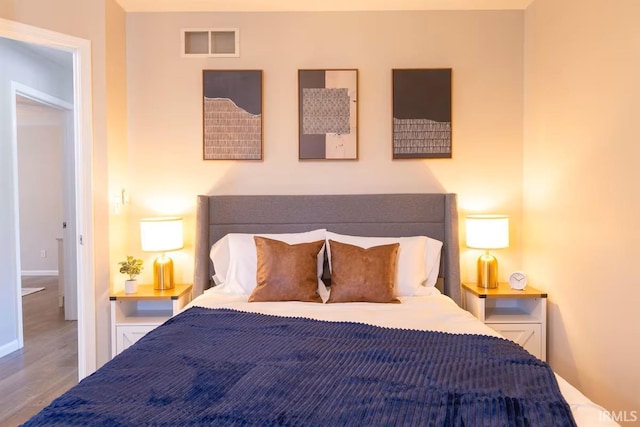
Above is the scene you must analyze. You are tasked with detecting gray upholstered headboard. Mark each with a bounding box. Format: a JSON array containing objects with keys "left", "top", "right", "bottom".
[{"left": 194, "top": 194, "right": 461, "bottom": 305}]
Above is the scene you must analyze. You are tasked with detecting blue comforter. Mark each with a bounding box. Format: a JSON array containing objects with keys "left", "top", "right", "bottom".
[{"left": 23, "top": 307, "right": 576, "bottom": 426}]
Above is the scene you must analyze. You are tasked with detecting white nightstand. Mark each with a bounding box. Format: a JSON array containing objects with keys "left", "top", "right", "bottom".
[
  {"left": 461, "top": 282, "right": 547, "bottom": 361},
  {"left": 110, "top": 283, "right": 193, "bottom": 358}
]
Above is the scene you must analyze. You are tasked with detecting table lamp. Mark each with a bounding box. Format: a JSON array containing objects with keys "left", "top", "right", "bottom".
[
  {"left": 140, "top": 217, "right": 184, "bottom": 290},
  {"left": 465, "top": 215, "right": 509, "bottom": 289}
]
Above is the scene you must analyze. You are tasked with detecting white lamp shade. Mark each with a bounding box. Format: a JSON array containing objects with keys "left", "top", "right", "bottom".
[
  {"left": 140, "top": 217, "right": 184, "bottom": 252},
  {"left": 465, "top": 215, "right": 509, "bottom": 249}
]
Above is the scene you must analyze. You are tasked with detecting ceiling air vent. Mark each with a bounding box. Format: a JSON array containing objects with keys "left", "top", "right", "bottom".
[{"left": 182, "top": 28, "right": 239, "bottom": 57}]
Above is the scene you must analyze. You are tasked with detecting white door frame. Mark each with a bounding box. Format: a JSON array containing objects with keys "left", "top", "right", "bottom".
[{"left": 0, "top": 18, "right": 96, "bottom": 379}]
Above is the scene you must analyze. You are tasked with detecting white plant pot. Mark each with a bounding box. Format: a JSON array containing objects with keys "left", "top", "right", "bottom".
[{"left": 125, "top": 279, "right": 138, "bottom": 294}]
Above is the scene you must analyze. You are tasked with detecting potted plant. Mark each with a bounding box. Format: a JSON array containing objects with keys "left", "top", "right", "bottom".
[{"left": 119, "top": 255, "right": 143, "bottom": 294}]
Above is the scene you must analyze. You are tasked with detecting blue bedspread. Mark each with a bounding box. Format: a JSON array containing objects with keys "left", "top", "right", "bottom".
[{"left": 22, "top": 307, "right": 576, "bottom": 426}]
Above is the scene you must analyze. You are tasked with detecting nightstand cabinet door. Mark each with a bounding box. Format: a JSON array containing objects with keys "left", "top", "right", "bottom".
[
  {"left": 116, "top": 325, "right": 157, "bottom": 354},
  {"left": 487, "top": 323, "right": 542, "bottom": 359}
]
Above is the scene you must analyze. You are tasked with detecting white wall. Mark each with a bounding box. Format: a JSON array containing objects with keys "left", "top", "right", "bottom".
[
  {"left": 17, "top": 102, "right": 65, "bottom": 274},
  {"left": 524, "top": 0, "right": 640, "bottom": 415},
  {"left": 0, "top": 37, "right": 72, "bottom": 355},
  {"left": 126, "top": 10, "right": 526, "bottom": 285}
]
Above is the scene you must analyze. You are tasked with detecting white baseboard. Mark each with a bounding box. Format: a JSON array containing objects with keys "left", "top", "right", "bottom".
[
  {"left": 0, "top": 339, "right": 21, "bottom": 358},
  {"left": 21, "top": 270, "right": 59, "bottom": 276}
]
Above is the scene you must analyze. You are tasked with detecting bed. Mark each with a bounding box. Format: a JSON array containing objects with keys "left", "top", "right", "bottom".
[{"left": 22, "top": 193, "right": 617, "bottom": 426}]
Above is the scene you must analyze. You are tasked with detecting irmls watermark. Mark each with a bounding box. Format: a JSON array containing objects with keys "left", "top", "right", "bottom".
[{"left": 599, "top": 410, "right": 638, "bottom": 423}]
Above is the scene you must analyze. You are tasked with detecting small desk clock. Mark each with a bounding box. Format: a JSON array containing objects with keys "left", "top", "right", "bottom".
[{"left": 508, "top": 271, "right": 528, "bottom": 290}]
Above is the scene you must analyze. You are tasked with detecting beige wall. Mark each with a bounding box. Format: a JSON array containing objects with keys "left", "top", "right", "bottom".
[
  {"left": 126, "top": 11, "right": 525, "bottom": 285},
  {"left": 105, "top": 2, "right": 128, "bottom": 291},
  {"left": 524, "top": 0, "right": 640, "bottom": 414},
  {"left": 103, "top": 0, "right": 128, "bottom": 365}
]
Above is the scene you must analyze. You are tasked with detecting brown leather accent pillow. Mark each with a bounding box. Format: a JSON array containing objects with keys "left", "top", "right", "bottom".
[
  {"left": 327, "top": 240, "right": 400, "bottom": 304},
  {"left": 249, "top": 237, "right": 325, "bottom": 303}
]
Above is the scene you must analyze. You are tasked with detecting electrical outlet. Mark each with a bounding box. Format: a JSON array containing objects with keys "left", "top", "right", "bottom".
[{"left": 40, "top": 249, "right": 47, "bottom": 258}]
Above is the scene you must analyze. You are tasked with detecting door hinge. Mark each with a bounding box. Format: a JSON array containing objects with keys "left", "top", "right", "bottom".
[{"left": 79, "top": 235, "right": 83, "bottom": 245}]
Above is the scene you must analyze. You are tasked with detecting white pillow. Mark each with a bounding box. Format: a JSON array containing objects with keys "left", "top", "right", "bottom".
[
  {"left": 325, "top": 231, "right": 443, "bottom": 296},
  {"left": 425, "top": 237, "right": 443, "bottom": 287},
  {"left": 210, "top": 229, "right": 327, "bottom": 295},
  {"left": 210, "top": 236, "right": 231, "bottom": 285}
]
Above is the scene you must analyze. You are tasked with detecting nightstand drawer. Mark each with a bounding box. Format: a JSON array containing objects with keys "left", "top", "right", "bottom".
[{"left": 488, "top": 323, "right": 542, "bottom": 360}]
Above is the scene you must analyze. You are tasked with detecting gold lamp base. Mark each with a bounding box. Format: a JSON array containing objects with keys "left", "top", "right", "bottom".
[
  {"left": 477, "top": 251, "right": 498, "bottom": 289},
  {"left": 153, "top": 254, "right": 175, "bottom": 290}
]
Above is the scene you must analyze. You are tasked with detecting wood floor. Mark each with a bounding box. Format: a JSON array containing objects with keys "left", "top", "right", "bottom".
[{"left": 0, "top": 276, "right": 78, "bottom": 426}]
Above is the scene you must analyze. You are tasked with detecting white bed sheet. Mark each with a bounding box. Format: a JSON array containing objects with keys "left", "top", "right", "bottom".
[{"left": 186, "top": 287, "right": 618, "bottom": 427}]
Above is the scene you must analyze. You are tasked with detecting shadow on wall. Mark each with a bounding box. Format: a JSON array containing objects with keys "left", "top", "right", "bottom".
[{"left": 547, "top": 302, "right": 579, "bottom": 387}]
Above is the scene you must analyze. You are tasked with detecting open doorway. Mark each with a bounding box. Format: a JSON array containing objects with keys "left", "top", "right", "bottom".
[
  {"left": 16, "top": 93, "right": 77, "bottom": 322},
  {"left": 0, "top": 18, "right": 96, "bottom": 379}
]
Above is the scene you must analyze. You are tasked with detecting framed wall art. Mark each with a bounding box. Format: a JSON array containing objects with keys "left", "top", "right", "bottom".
[
  {"left": 203, "top": 70, "right": 263, "bottom": 160},
  {"left": 392, "top": 68, "right": 452, "bottom": 159},
  {"left": 298, "top": 69, "right": 358, "bottom": 160}
]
